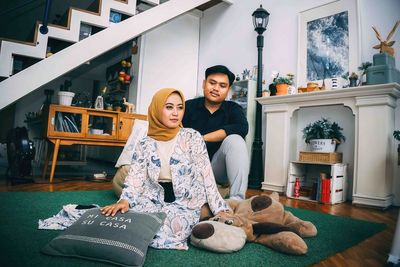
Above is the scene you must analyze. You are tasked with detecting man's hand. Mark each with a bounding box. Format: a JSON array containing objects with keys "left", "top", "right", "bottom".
[{"left": 203, "top": 129, "right": 227, "bottom": 142}]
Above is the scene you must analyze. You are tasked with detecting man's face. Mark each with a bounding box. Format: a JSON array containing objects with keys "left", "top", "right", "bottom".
[{"left": 203, "top": 73, "right": 230, "bottom": 105}]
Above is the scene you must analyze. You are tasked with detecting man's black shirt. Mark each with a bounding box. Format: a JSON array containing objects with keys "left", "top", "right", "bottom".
[{"left": 182, "top": 97, "right": 249, "bottom": 160}]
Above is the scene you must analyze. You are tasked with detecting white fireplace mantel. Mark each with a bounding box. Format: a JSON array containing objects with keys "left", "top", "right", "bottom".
[{"left": 257, "top": 83, "right": 400, "bottom": 208}]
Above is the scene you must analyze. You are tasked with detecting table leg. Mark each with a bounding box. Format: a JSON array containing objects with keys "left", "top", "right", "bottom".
[
  {"left": 49, "top": 139, "right": 60, "bottom": 183},
  {"left": 42, "top": 142, "right": 50, "bottom": 180}
]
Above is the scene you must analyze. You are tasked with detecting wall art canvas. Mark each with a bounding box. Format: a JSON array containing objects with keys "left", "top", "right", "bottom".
[
  {"left": 307, "top": 11, "right": 348, "bottom": 81},
  {"left": 297, "top": 0, "right": 359, "bottom": 88}
]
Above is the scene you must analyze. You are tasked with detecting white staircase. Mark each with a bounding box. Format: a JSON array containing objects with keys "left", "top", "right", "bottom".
[{"left": 0, "top": 0, "right": 228, "bottom": 110}]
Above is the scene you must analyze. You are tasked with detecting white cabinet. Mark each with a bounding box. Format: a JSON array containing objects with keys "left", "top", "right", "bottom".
[
  {"left": 228, "top": 79, "right": 257, "bottom": 156},
  {"left": 286, "top": 161, "right": 347, "bottom": 204},
  {"left": 257, "top": 83, "right": 400, "bottom": 208}
]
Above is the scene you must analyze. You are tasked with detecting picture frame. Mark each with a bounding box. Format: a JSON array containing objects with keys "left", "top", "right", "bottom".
[{"left": 297, "top": 0, "right": 360, "bottom": 88}]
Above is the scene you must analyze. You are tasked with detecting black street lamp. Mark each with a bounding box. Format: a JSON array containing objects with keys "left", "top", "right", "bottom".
[{"left": 248, "top": 5, "right": 270, "bottom": 188}]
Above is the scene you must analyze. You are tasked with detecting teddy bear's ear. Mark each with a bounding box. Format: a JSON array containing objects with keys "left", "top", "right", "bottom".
[
  {"left": 226, "top": 199, "right": 240, "bottom": 211},
  {"left": 199, "top": 203, "right": 213, "bottom": 221},
  {"left": 190, "top": 221, "right": 247, "bottom": 253}
]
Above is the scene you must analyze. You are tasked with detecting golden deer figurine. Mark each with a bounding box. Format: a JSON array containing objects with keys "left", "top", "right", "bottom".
[{"left": 372, "top": 20, "right": 399, "bottom": 56}]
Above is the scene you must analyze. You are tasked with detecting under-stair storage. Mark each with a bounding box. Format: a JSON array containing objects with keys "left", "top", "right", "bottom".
[
  {"left": 0, "top": 0, "right": 222, "bottom": 110},
  {"left": 286, "top": 161, "right": 347, "bottom": 204},
  {"left": 44, "top": 104, "right": 147, "bottom": 182},
  {"left": 47, "top": 104, "right": 146, "bottom": 141}
]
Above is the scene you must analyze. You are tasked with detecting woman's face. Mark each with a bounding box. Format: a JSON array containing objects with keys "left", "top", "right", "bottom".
[{"left": 160, "top": 92, "right": 184, "bottom": 129}]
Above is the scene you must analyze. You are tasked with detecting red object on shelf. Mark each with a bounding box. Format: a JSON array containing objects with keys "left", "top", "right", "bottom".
[
  {"left": 294, "top": 177, "right": 300, "bottom": 198},
  {"left": 321, "top": 178, "right": 331, "bottom": 204}
]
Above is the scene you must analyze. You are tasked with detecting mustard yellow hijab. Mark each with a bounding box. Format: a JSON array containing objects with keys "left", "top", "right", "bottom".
[{"left": 147, "top": 88, "right": 185, "bottom": 141}]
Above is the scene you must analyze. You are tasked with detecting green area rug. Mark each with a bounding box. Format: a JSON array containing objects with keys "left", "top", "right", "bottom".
[{"left": 0, "top": 190, "right": 386, "bottom": 267}]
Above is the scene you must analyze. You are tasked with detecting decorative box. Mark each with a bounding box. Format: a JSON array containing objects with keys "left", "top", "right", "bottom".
[
  {"left": 299, "top": 151, "right": 342, "bottom": 164},
  {"left": 366, "top": 53, "right": 400, "bottom": 85},
  {"left": 366, "top": 65, "right": 400, "bottom": 85}
]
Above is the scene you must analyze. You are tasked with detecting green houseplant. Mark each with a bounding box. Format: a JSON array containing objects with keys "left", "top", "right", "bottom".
[
  {"left": 274, "top": 73, "right": 294, "bottom": 95},
  {"left": 394, "top": 130, "right": 400, "bottom": 141},
  {"left": 302, "top": 118, "right": 345, "bottom": 152},
  {"left": 274, "top": 76, "right": 293, "bottom": 85},
  {"left": 395, "top": 130, "right": 400, "bottom": 165}
]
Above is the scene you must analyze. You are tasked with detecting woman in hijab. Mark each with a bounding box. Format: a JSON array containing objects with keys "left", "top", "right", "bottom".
[{"left": 101, "top": 88, "right": 230, "bottom": 250}]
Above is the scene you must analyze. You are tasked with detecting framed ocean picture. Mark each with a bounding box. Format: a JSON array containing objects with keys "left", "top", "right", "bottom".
[{"left": 297, "top": 0, "right": 360, "bottom": 88}]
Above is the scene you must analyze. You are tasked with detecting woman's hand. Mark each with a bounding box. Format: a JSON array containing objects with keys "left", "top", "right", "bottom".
[{"left": 100, "top": 199, "right": 129, "bottom": 216}]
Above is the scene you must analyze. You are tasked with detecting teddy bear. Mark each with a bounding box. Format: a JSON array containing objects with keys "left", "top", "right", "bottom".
[{"left": 191, "top": 192, "right": 317, "bottom": 255}]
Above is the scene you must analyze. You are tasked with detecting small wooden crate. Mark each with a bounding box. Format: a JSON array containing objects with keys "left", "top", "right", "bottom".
[{"left": 299, "top": 151, "right": 342, "bottom": 164}]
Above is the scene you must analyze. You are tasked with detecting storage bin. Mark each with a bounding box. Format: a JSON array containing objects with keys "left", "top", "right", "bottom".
[
  {"left": 286, "top": 161, "right": 347, "bottom": 204},
  {"left": 299, "top": 151, "right": 342, "bottom": 164}
]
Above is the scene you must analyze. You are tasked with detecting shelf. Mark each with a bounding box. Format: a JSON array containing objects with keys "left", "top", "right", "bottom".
[
  {"left": 45, "top": 104, "right": 147, "bottom": 183},
  {"left": 233, "top": 79, "right": 252, "bottom": 85},
  {"left": 289, "top": 196, "right": 317, "bottom": 202},
  {"left": 227, "top": 79, "right": 257, "bottom": 158},
  {"left": 286, "top": 161, "right": 347, "bottom": 204},
  {"left": 47, "top": 160, "right": 87, "bottom": 166},
  {"left": 291, "top": 160, "right": 340, "bottom": 165}
]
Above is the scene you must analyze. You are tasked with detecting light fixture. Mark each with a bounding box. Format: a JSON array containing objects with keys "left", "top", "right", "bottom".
[
  {"left": 252, "top": 5, "right": 270, "bottom": 35},
  {"left": 248, "top": 5, "right": 270, "bottom": 188}
]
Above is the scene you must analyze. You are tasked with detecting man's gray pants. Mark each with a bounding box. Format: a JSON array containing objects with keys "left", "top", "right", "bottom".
[{"left": 211, "top": 134, "right": 249, "bottom": 200}]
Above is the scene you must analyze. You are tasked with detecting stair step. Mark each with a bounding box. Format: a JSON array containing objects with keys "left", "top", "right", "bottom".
[
  {"left": 0, "top": 0, "right": 140, "bottom": 78},
  {"left": 0, "top": 0, "right": 224, "bottom": 110}
]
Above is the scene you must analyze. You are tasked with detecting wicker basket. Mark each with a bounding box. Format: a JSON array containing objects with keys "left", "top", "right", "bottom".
[{"left": 299, "top": 151, "right": 342, "bottom": 164}]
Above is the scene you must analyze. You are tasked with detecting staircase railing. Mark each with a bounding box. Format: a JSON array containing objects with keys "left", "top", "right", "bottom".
[
  {"left": 39, "top": 0, "right": 53, "bottom": 34},
  {"left": 0, "top": 0, "right": 223, "bottom": 110}
]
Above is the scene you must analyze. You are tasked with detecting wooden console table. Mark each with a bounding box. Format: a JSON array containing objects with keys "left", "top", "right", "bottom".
[{"left": 43, "top": 104, "right": 146, "bottom": 183}]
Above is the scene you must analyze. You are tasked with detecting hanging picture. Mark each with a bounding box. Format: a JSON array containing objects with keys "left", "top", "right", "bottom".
[{"left": 297, "top": 0, "right": 359, "bottom": 88}]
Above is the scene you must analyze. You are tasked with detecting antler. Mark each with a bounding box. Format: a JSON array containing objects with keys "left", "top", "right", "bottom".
[
  {"left": 386, "top": 20, "right": 400, "bottom": 41},
  {"left": 387, "top": 40, "right": 395, "bottom": 47},
  {"left": 372, "top": 26, "right": 383, "bottom": 42}
]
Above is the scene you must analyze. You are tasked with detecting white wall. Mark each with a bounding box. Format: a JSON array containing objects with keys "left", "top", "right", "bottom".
[
  {"left": 198, "top": 0, "right": 331, "bottom": 91},
  {"left": 359, "top": 0, "right": 400, "bottom": 66},
  {"left": 395, "top": 99, "right": 400, "bottom": 205},
  {"left": 198, "top": 0, "right": 400, "bottom": 90},
  {"left": 135, "top": 12, "right": 201, "bottom": 114}
]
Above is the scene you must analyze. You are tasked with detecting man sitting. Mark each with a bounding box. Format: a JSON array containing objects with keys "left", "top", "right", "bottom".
[{"left": 183, "top": 65, "right": 249, "bottom": 200}]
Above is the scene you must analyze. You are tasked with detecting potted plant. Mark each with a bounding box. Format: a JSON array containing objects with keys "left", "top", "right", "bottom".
[
  {"left": 274, "top": 73, "right": 294, "bottom": 95},
  {"left": 58, "top": 80, "right": 75, "bottom": 106},
  {"left": 349, "top": 72, "right": 359, "bottom": 87},
  {"left": 302, "top": 117, "right": 345, "bottom": 152},
  {"left": 393, "top": 130, "right": 400, "bottom": 141},
  {"left": 358, "top": 62, "right": 372, "bottom": 85},
  {"left": 394, "top": 130, "right": 400, "bottom": 165}
]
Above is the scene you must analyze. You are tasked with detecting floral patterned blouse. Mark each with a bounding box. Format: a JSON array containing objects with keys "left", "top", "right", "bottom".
[{"left": 120, "top": 128, "right": 229, "bottom": 250}]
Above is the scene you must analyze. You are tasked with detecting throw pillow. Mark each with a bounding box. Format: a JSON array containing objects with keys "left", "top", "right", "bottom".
[
  {"left": 112, "top": 165, "right": 131, "bottom": 197},
  {"left": 42, "top": 208, "right": 166, "bottom": 267},
  {"left": 115, "top": 119, "right": 148, "bottom": 168}
]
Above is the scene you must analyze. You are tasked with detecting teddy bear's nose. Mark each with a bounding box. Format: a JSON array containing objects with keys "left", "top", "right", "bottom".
[{"left": 192, "top": 223, "right": 215, "bottom": 239}]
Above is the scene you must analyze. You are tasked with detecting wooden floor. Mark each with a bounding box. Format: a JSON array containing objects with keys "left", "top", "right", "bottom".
[{"left": 0, "top": 177, "right": 398, "bottom": 267}]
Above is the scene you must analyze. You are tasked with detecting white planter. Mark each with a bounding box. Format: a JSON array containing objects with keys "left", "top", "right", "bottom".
[
  {"left": 58, "top": 91, "right": 75, "bottom": 106},
  {"left": 309, "top": 139, "right": 336, "bottom": 152}
]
